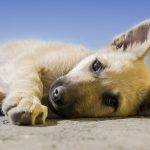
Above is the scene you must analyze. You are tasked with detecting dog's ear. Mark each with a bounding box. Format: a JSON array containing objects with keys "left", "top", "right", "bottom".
[
  {"left": 111, "top": 19, "right": 150, "bottom": 51},
  {"left": 109, "top": 20, "right": 150, "bottom": 65},
  {"left": 138, "top": 87, "right": 150, "bottom": 116}
]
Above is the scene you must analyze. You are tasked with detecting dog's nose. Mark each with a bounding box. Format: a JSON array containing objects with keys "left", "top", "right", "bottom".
[{"left": 51, "top": 86, "right": 64, "bottom": 106}]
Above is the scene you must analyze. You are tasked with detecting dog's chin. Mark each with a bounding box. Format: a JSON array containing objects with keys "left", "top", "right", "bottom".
[
  {"left": 48, "top": 99, "right": 74, "bottom": 119},
  {"left": 48, "top": 109, "right": 61, "bottom": 119}
]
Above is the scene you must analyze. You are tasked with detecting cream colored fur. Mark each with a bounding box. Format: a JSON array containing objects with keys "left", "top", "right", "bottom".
[
  {"left": 0, "top": 41, "right": 90, "bottom": 124},
  {"left": 0, "top": 19, "right": 149, "bottom": 125}
]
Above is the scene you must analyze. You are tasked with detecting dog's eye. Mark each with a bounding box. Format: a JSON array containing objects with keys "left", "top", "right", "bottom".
[
  {"left": 102, "top": 92, "right": 119, "bottom": 110},
  {"left": 92, "top": 59, "right": 105, "bottom": 73}
]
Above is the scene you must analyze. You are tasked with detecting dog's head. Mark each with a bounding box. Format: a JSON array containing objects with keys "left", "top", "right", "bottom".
[{"left": 49, "top": 20, "right": 150, "bottom": 118}]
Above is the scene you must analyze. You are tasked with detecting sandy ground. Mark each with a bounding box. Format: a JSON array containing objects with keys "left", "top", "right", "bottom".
[{"left": 0, "top": 116, "right": 150, "bottom": 150}]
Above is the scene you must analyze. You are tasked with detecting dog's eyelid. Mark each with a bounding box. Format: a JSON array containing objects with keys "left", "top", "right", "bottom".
[
  {"left": 96, "top": 58, "right": 108, "bottom": 68},
  {"left": 95, "top": 57, "right": 105, "bottom": 65},
  {"left": 91, "top": 58, "right": 106, "bottom": 74}
]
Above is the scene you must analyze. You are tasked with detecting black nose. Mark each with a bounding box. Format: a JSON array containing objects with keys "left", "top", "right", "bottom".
[
  {"left": 49, "top": 81, "right": 74, "bottom": 117},
  {"left": 51, "top": 86, "right": 64, "bottom": 106}
]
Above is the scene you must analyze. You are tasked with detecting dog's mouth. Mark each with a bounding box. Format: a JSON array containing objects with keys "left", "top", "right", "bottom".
[
  {"left": 48, "top": 98, "right": 58, "bottom": 114},
  {"left": 47, "top": 96, "right": 62, "bottom": 118},
  {"left": 48, "top": 94, "right": 75, "bottom": 118}
]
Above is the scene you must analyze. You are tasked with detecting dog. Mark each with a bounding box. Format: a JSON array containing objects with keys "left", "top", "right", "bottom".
[{"left": 0, "top": 20, "right": 149, "bottom": 125}]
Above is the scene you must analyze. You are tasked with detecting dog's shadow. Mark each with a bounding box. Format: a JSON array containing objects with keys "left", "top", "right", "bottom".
[
  {"left": 1, "top": 112, "right": 150, "bottom": 127},
  {"left": 39, "top": 115, "right": 150, "bottom": 127}
]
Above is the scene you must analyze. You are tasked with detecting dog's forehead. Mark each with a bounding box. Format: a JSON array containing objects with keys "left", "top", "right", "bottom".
[
  {"left": 80, "top": 54, "right": 96, "bottom": 64},
  {"left": 67, "top": 54, "right": 96, "bottom": 77},
  {"left": 72, "top": 54, "right": 96, "bottom": 70},
  {"left": 96, "top": 51, "right": 137, "bottom": 73},
  {"left": 69, "top": 51, "right": 136, "bottom": 76}
]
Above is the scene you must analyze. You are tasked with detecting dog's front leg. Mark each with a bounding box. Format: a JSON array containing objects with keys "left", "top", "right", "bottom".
[{"left": 2, "top": 65, "right": 48, "bottom": 125}]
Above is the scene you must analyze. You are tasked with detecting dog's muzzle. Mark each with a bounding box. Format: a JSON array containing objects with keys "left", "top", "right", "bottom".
[{"left": 48, "top": 78, "right": 74, "bottom": 117}]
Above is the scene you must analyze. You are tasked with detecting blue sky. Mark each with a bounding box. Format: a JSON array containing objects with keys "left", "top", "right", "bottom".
[{"left": 0, "top": 0, "right": 149, "bottom": 49}]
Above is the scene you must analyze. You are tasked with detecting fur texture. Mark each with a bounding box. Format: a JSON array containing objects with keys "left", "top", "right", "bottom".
[{"left": 0, "top": 20, "right": 149, "bottom": 125}]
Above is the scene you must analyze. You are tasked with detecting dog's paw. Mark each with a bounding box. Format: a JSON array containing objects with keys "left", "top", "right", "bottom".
[
  {"left": 2, "top": 96, "right": 21, "bottom": 115},
  {"left": 3, "top": 96, "right": 48, "bottom": 125}
]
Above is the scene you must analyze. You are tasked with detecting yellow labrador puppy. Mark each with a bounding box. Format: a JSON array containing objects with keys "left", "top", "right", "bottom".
[{"left": 0, "top": 20, "right": 149, "bottom": 125}]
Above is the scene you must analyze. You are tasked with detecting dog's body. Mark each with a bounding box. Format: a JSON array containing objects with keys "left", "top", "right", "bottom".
[
  {"left": 0, "top": 41, "right": 92, "bottom": 124},
  {"left": 0, "top": 41, "right": 90, "bottom": 99},
  {"left": 0, "top": 20, "right": 150, "bottom": 125}
]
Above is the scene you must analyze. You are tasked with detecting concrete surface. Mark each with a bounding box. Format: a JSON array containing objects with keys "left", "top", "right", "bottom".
[{"left": 0, "top": 116, "right": 150, "bottom": 150}]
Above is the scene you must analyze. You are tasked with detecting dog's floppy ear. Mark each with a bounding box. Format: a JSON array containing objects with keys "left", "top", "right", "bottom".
[
  {"left": 111, "top": 19, "right": 150, "bottom": 51},
  {"left": 138, "top": 87, "right": 150, "bottom": 116}
]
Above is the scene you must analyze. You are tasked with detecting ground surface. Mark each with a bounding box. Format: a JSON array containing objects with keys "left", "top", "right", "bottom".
[{"left": 0, "top": 116, "right": 150, "bottom": 150}]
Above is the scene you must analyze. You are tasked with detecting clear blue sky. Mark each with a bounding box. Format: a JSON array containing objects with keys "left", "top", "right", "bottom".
[{"left": 0, "top": 0, "right": 149, "bottom": 49}]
